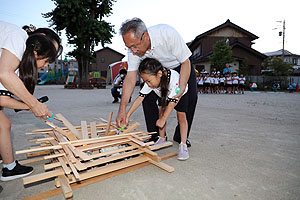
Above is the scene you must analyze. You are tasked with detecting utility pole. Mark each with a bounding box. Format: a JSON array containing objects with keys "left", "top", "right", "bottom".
[
  {"left": 274, "top": 20, "right": 286, "bottom": 58},
  {"left": 282, "top": 20, "right": 285, "bottom": 58}
]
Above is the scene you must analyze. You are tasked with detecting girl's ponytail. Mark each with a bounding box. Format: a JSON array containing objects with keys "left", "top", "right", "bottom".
[{"left": 139, "top": 58, "right": 170, "bottom": 113}]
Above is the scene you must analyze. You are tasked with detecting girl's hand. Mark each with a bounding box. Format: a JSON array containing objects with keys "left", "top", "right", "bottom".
[
  {"left": 29, "top": 101, "right": 52, "bottom": 120},
  {"left": 156, "top": 118, "right": 166, "bottom": 129}
]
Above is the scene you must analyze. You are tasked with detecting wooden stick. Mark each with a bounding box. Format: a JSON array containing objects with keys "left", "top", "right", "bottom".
[
  {"left": 81, "top": 121, "right": 88, "bottom": 139},
  {"left": 148, "top": 159, "right": 175, "bottom": 173},
  {"left": 16, "top": 145, "right": 61, "bottom": 155},
  {"left": 122, "top": 122, "right": 140, "bottom": 134},
  {"left": 105, "top": 112, "right": 113, "bottom": 136},
  {"left": 83, "top": 149, "right": 144, "bottom": 169},
  {"left": 45, "top": 121, "right": 77, "bottom": 141},
  {"left": 148, "top": 141, "right": 173, "bottom": 151},
  {"left": 23, "top": 168, "right": 65, "bottom": 185},
  {"left": 59, "top": 131, "right": 143, "bottom": 146},
  {"left": 128, "top": 137, "right": 145, "bottom": 147},
  {"left": 58, "top": 175, "right": 73, "bottom": 199},
  {"left": 79, "top": 156, "right": 150, "bottom": 181},
  {"left": 90, "top": 121, "right": 97, "bottom": 138},
  {"left": 55, "top": 113, "right": 82, "bottom": 139}
]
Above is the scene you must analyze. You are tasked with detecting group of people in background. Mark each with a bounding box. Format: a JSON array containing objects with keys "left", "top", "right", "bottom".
[{"left": 196, "top": 67, "right": 246, "bottom": 94}]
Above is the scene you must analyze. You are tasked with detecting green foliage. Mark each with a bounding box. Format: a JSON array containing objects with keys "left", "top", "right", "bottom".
[
  {"left": 262, "top": 57, "right": 293, "bottom": 76},
  {"left": 209, "top": 39, "right": 234, "bottom": 72},
  {"left": 43, "top": 0, "right": 116, "bottom": 84}
]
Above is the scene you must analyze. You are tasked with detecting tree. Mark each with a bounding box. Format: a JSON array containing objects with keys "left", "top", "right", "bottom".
[
  {"left": 43, "top": 0, "right": 116, "bottom": 87},
  {"left": 262, "top": 57, "right": 292, "bottom": 76},
  {"left": 210, "top": 39, "right": 234, "bottom": 72}
]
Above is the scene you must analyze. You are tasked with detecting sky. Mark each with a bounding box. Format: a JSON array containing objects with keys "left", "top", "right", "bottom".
[{"left": 1, "top": 0, "right": 299, "bottom": 60}]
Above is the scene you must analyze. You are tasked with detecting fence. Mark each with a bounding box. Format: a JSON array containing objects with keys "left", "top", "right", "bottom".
[{"left": 247, "top": 76, "right": 300, "bottom": 90}]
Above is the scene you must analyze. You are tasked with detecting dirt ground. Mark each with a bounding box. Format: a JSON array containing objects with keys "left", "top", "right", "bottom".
[{"left": 1, "top": 85, "right": 299, "bottom": 200}]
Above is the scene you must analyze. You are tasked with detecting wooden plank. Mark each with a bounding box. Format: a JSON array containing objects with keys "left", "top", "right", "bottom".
[
  {"left": 55, "top": 113, "right": 82, "bottom": 139},
  {"left": 22, "top": 153, "right": 176, "bottom": 200},
  {"left": 88, "top": 145, "right": 137, "bottom": 159},
  {"left": 122, "top": 122, "right": 140, "bottom": 134},
  {"left": 23, "top": 168, "right": 65, "bottom": 185},
  {"left": 105, "top": 112, "right": 113, "bottom": 136},
  {"left": 84, "top": 149, "right": 144, "bottom": 168},
  {"left": 27, "top": 124, "right": 107, "bottom": 135},
  {"left": 59, "top": 132, "right": 143, "bottom": 146},
  {"left": 19, "top": 157, "right": 44, "bottom": 165},
  {"left": 58, "top": 175, "right": 73, "bottom": 199},
  {"left": 148, "top": 159, "right": 174, "bottom": 173},
  {"left": 90, "top": 121, "right": 97, "bottom": 138},
  {"left": 77, "top": 138, "right": 131, "bottom": 152},
  {"left": 43, "top": 153, "right": 65, "bottom": 160},
  {"left": 129, "top": 142, "right": 161, "bottom": 162},
  {"left": 16, "top": 145, "right": 61, "bottom": 155},
  {"left": 27, "top": 150, "right": 51, "bottom": 158},
  {"left": 81, "top": 121, "right": 88, "bottom": 139},
  {"left": 44, "top": 162, "right": 61, "bottom": 170},
  {"left": 128, "top": 137, "right": 145, "bottom": 147},
  {"left": 79, "top": 156, "right": 150, "bottom": 181},
  {"left": 148, "top": 141, "right": 173, "bottom": 151},
  {"left": 45, "top": 121, "right": 77, "bottom": 141}
]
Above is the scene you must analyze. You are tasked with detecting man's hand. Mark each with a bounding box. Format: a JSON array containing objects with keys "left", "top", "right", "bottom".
[
  {"left": 29, "top": 101, "right": 52, "bottom": 120},
  {"left": 156, "top": 118, "right": 166, "bottom": 129},
  {"left": 116, "top": 109, "right": 127, "bottom": 128}
]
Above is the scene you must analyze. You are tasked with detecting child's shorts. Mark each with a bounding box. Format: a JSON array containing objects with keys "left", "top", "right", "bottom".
[{"left": 239, "top": 84, "right": 245, "bottom": 89}]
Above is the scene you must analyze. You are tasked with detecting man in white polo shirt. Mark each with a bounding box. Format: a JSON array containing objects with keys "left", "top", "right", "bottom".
[{"left": 116, "top": 18, "right": 197, "bottom": 147}]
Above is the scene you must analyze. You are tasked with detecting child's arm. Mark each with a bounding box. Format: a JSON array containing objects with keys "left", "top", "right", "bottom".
[
  {"left": 156, "top": 101, "right": 177, "bottom": 128},
  {"left": 126, "top": 96, "right": 144, "bottom": 124},
  {"left": 0, "top": 96, "right": 30, "bottom": 110}
]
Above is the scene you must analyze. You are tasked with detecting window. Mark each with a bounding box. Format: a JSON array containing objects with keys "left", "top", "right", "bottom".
[
  {"left": 101, "top": 58, "right": 105, "bottom": 63},
  {"left": 292, "top": 58, "right": 297, "bottom": 65},
  {"left": 193, "top": 44, "right": 201, "bottom": 56}
]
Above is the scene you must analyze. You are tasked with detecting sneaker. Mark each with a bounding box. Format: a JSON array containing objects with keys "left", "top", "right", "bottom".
[
  {"left": 154, "top": 136, "right": 166, "bottom": 145},
  {"left": 173, "top": 137, "right": 191, "bottom": 148},
  {"left": 0, "top": 161, "right": 33, "bottom": 181},
  {"left": 177, "top": 143, "right": 189, "bottom": 161}
]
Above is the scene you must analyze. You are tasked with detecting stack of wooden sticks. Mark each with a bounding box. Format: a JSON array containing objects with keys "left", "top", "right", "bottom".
[{"left": 17, "top": 113, "right": 175, "bottom": 199}]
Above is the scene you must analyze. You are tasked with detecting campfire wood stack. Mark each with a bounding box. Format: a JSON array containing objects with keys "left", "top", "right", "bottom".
[{"left": 17, "top": 113, "right": 175, "bottom": 199}]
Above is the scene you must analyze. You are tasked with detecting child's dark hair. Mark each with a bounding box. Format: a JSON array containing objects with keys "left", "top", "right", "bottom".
[
  {"left": 139, "top": 58, "right": 169, "bottom": 112},
  {"left": 33, "top": 28, "right": 63, "bottom": 57},
  {"left": 19, "top": 34, "right": 57, "bottom": 94}
]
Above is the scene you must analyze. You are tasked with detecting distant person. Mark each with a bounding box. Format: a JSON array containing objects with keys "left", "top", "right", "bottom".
[
  {"left": 223, "top": 63, "right": 232, "bottom": 74},
  {"left": 126, "top": 58, "right": 189, "bottom": 160},
  {"left": 232, "top": 72, "right": 239, "bottom": 94},
  {"left": 111, "top": 69, "right": 127, "bottom": 103},
  {"left": 197, "top": 73, "right": 204, "bottom": 93},
  {"left": 239, "top": 73, "right": 246, "bottom": 94},
  {"left": 211, "top": 67, "right": 220, "bottom": 75},
  {"left": 225, "top": 73, "right": 232, "bottom": 94},
  {"left": 219, "top": 74, "right": 225, "bottom": 94},
  {"left": 116, "top": 18, "right": 197, "bottom": 147},
  {"left": 0, "top": 21, "right": 62, "bottom": 181}
]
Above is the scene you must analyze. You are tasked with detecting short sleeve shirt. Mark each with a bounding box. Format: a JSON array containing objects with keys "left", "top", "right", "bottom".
[
  {"left": 127, "top": 24, "right": 192, "bottom": 71},
  {"left": 139, "top": 69, "right": 188, "bottom": 103},
  {"left": 0, "top": 21, "right": 28, "bottom": 91}
]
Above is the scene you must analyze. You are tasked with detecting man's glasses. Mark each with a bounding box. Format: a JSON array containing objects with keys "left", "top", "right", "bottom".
[{"left": 128, "top": 32, "right": 145, "bottom": 51}]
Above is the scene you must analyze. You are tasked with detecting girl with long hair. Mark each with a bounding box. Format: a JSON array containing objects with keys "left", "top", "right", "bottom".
[
  {"left": 0, "top": 21, "right": 61, "bottom": 181},
  {"left": 126, "top": 58, "right": 189, "bottom": 160}
]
